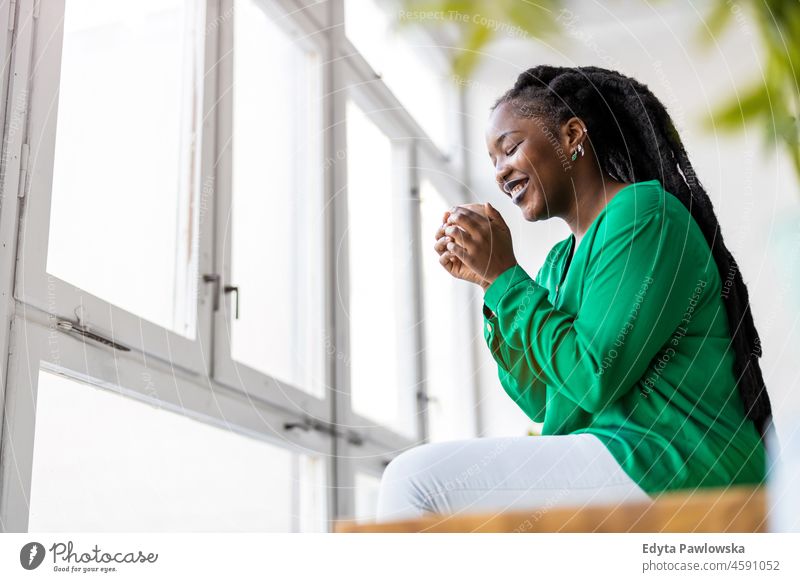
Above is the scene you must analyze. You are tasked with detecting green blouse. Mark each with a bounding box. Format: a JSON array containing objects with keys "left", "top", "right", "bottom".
[{"left": 482, "top": 179, "right": 766, "bottom": 496}]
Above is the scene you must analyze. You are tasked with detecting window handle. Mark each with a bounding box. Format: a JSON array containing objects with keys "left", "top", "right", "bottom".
[
  {"left": 202, "top": 274, "right": 220, "bottom": 311},
  {"left": 283, "top": 421, "right": 312, "bottom": 433},
  {"left": 56, "top": 319, "right": 130, "bottom": 352},
  {"left": 224, "top": 285, "right": 240, "bottom": 319},
  {"left": 417, "top": 391, "right": 440, "bottom": 406},
  {"left": 284, "top": 418, "right": 364, "bottom": 446}
]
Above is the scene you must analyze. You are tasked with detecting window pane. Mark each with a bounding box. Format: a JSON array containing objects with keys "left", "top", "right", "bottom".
[
  {"left": 354, "top": 472, "right": 382, "bottom": 522},
  {"left": 420, "top": 180, "right": 477, "bottom": 441},
  {"left": 344, "top": 0, "right": 452, "bottom": 152},
  {"left": 346, "top": 101, "right": 416, "bottom": 436},
  {"left": 29, "top": 370, "right": 327, "bottom": 532},
  {"left": 46, "top": 0, "right": 205, "bottom": 338},
  {"left": 229, "top": 0, "right": 325, "bottom": 396}
]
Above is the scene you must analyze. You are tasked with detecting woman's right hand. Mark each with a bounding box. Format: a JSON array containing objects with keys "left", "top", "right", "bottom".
[{"left": 434, "top": 210, "right": 489, "bottom": 290}]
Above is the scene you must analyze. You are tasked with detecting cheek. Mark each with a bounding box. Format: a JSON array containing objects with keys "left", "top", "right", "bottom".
[
  {"left": 522, "top": 145, "right": 565, "bottom": 190},
  {"left": 515, "top": 143, "right": 549, "bottom": 178}
]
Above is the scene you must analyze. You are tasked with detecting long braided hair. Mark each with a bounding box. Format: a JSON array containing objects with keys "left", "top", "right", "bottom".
[{"left": 492, "top": 65, "right": 772, "bottom": 439}]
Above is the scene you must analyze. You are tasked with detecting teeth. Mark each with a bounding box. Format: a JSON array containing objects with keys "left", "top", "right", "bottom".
[{"left": 504, "top": 179, "right": 528, "bottom": 196}]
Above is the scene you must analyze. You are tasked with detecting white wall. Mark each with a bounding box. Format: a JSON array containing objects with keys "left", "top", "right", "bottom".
[{"left": 462, "top": 1, "right": 800, "bottom": 443}]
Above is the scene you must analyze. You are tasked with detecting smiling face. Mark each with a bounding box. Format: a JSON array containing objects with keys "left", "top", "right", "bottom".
[{"left": 485, "top": 101, "right": 580, "bottom": 222}]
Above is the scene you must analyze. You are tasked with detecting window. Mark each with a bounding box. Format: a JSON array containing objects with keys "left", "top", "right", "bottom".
[
  {"left": 345, "top": 100, "right": 418, "bottom": 438},
  {"left": 227, "top": 0, "right": 325, "bottom": 396},
  {"left": 28, "top": 370, "right": 326, "bottom": 532},
  {"left": 419, "top": 179, "right": 477, "bottom": 441},
  {"left": 354, "top": 472, "right": 383, "bottom": 523},
  {"left": 17, "top": 0, "right": 214, "bottom": 374},
  {"left": 344, "top": 0, "right": 453, "bottom": 153},
  {"left": 0, "top": 0, "right": 475, "bottom": 532},
  {"left": 46, "top": 0, "right": 205, "bottom": 338}
]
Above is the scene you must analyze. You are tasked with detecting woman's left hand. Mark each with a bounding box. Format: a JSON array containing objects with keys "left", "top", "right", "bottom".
[{"left": 444, "top": 203, "right": 518, "bottom": 286}]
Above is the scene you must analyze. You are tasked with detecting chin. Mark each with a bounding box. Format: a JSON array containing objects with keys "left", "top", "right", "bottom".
[{"left": 520, "top": 202, "right": 544, "bottom": 222}]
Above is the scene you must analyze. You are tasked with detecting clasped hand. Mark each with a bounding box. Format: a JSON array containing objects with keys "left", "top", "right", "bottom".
[{"left": 433, "top": 203, "right": 518, "bottom": 290}]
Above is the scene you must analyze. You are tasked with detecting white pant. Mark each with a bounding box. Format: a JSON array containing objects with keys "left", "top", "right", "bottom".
[{"left": 376, "top": 433, "right": 652, "bottom": 523}]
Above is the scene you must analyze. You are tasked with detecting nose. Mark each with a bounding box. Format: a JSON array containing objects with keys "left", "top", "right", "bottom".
[{"left": 495, "top": 159, "right": 512, "bottom": 193}]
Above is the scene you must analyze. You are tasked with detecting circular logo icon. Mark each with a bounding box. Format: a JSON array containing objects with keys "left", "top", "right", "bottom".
[{"left": 20, "top": 542, "right": 46, "bottom": 570}]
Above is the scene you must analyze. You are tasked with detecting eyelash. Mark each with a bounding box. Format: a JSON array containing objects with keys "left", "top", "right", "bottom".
[{"left": 505, "top": 142, "right": 522, "bottom": 156}]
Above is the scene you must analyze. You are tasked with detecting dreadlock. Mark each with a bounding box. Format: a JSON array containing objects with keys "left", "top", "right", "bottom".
[{"left": 492, "top": 65, "right": 772, "bottom": 440}]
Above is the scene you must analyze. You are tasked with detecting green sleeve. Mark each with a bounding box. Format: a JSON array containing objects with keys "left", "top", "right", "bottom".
[
  {"left": 482, "top": 265, "right": 549, "bottom": 423},
  {"left": 484, "top": 207, "right": 704, "bottom": 414}
]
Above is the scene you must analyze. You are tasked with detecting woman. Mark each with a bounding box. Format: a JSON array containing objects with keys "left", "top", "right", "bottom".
[{"left": 376, "top": 65, "right": 774, "bottom": 523}]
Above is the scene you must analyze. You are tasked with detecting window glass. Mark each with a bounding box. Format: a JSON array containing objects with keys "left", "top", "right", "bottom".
[
  {"left": 28, "top": 370, "right": 327, "bottom": 532},
  {"left": 229, "top": 0, "right": 325, "bottom": 396},
  {"left": 344, "top": 0, "right": 452, "bottom": 152},
  {"left": 354, "top": 471, "right": 382, "bottom": 522},
  {"left": 346, "top": 101, "right": 416, "bottom": 437},
  {"left": 419, "top": 179, "right": 477, "bottom": 441},
  {"left": 47, "top": 0, "right": 205, "bottom": 338}
]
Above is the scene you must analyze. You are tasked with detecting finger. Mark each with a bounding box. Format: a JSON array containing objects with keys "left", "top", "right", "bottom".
[
  {"left": 434, "top": 217, "right": 459, "bottom": 241},
  {"left": 459, "top": 202, "right": 490, "bottom": 217},
  {"left": 446, "top": 240, "right": 469, "bottom": 262},
  {"left": 434, "top": 235, "right": 451, "bottom": 254},
  {"left": 439, "top": 251, "right": 459, "bottom": 270},
  {"left": 434, "top": 217, "right": 450, "bottom": 239},
  {"left": 444, "top": 224, "right": 472, "bottom": 247},
  {"left": 484, "top": 203, "right": 508, "bottom": 228},
  {"left": 446, "top": 207, "right": 487, "bottom": 237},
  {"left": 446, "top": 223, "right": 480, "bottom": 256}
]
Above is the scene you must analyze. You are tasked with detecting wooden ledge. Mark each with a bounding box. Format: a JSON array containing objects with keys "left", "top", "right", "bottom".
[{"left": 335, "top": 486, "right": 767, "bottom": 533}]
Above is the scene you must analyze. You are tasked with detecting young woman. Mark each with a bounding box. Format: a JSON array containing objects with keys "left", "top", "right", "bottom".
[{"left": 376, "top": 65, "right": 774, "bottom": 522}]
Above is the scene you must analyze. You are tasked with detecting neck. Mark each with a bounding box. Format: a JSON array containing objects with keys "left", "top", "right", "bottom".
[{"left": 565, "top": 172, "right": 629, "bottom": 245}]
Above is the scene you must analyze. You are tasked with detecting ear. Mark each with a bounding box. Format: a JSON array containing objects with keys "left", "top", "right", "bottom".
[{"left": 563, "top": 116, "right": 587, "bottom": 153}]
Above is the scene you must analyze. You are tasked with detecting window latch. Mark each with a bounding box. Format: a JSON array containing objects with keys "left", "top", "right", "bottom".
[
  {"left": 202, "top": 274, "right": 220, "bottom": 311},
  {"left": 56, "top": 319, "right": 130, "bottom": 352},
  {"left": 284, "top": 417, "right": 364, "bottom": 446}
]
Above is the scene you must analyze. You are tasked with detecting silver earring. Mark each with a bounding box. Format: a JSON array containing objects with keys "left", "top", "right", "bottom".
[{"left": 571, "top": 143, "right": 585, "bottom": 161}]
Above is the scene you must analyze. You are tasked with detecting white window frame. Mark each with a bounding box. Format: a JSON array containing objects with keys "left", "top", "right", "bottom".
[
  {"left": 13, "top": 0, "right": 218, "bottom": 375},
  {"left": 0, "top": 0, "right": 477, "bottom": 530},
  {"left": 210, "top": 0, "right": 333, "bottom": 424},
  {"left": 329, "top": 0, "right": 475, "bottom": 517},
  {"left": 337, "top": 79, "right": 422, "bottom": 448},
  {"left": 415, "top": 151, "right": 482, "bottom": 441},
  {"left": 0, "top": 311, "right": 333, "bottom": 532}
]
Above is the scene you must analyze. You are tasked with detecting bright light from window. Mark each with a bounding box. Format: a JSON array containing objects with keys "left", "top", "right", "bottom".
[
  {"left": 28, "top": 369, "right": 327, "bottom": 532},
  {"left": 346, "top": 100, "right": 417, "bottom": 437},
  {"left": 354, "top": 472, "right": 382, "bottom": 522},
  {"left": 229, "top": 0, "right": 325, "bottom": 397},
  {"left": 47, "top": 0, "right": 205, "bottom": 338},
  {"left": 420, "top": 179, "right": 477, "bottom": 441},
  {"left": 344, "top": 0, "right": 452, "bottom": 152}
]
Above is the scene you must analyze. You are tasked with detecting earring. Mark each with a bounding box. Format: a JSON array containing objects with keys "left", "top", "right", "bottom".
[{"left": 571, "top": 127, "right": 588, "bottom": 161}]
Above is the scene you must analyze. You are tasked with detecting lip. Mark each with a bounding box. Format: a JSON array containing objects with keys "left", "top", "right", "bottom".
[{"left": 511, "top": 178, "right": 531, "bottom": 205}]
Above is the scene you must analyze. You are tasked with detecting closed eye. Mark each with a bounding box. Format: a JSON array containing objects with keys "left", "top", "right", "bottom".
[{"left": 506, "top": 141, "right": 522, "bottom": 156}]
